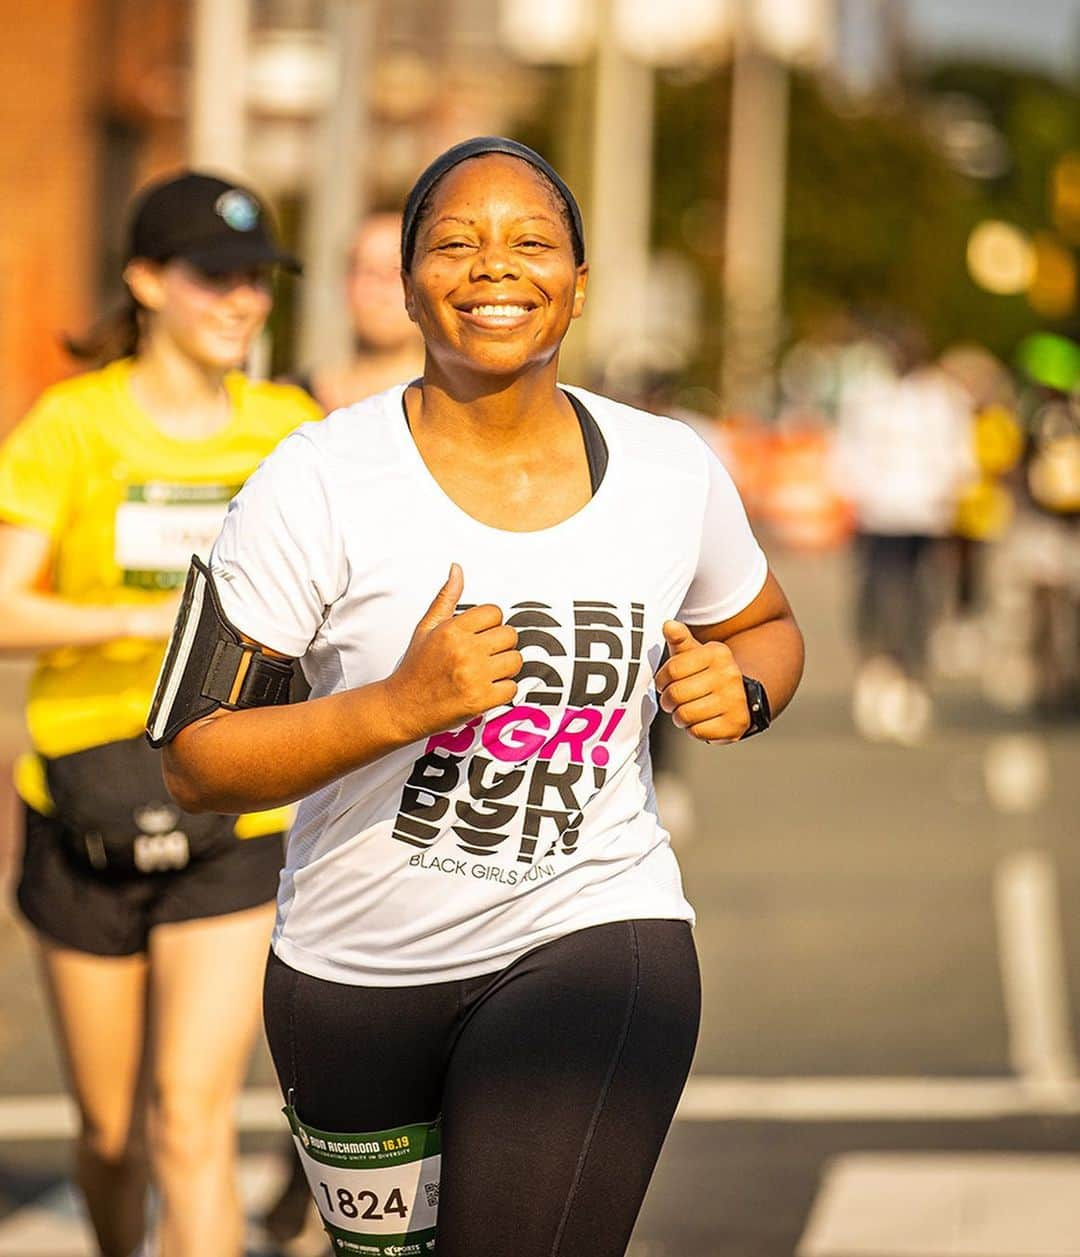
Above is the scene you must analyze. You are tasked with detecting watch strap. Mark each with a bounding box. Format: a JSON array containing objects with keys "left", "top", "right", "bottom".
[{"left": 740, "top": 675, "right": 772, "bottom": 739}]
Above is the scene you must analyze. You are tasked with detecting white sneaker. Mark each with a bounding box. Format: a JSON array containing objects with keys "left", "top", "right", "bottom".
[
  {"left": 887, "top": 678, "right": 933, "bottom": 746},
  {"left": 853, "top": 656, "right": 901, "bottom": 741}
]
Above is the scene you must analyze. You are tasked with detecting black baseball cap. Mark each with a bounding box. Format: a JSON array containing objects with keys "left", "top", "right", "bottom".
[{"left": 126, "top": 171, "right": 301, "bottom": 274}]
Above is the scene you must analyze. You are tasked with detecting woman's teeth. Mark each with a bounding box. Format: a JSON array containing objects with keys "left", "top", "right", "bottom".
[{"left": 472, "top": 304, "right": 529, "bottom": 317}]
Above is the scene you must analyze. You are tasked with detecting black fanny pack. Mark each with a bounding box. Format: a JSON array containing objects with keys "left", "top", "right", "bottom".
[{"left": 44, "top": 736, "right": 236, "bottom": 876}]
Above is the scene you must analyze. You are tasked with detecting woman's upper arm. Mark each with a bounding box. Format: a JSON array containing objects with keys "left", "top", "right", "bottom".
[
  {"left": 162, "top": 707, "right": 233, "bottom": 806},
  {"left": 685, "top": 569, "right": 795, "bottom": 644}
]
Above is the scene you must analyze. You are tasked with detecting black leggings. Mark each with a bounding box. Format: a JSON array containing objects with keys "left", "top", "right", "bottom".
[{"left": 264, "top": 919, "right": 700, "bottom": 1257}]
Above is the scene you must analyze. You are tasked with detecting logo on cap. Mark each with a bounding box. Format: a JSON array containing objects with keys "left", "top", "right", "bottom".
[{"left": 215, "top": 190, "right": 260, "bottom": 232}]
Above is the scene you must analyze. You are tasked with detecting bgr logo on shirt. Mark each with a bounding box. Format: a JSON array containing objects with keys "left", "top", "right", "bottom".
[{"left": 390, "top": 599, "right": 645, "bottom": 868}]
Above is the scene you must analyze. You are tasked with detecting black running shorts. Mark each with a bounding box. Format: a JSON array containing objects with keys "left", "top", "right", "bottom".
[{"left": 17, "top": 804, "right": 283, "bottom": 956}]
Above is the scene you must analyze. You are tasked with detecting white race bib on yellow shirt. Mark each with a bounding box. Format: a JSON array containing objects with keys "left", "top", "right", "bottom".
[{"left": 115, "top": 483, "right": 238, "bottom": 589}]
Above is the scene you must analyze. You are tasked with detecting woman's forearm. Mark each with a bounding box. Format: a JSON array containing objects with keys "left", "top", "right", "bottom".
[
  {"left": 0, "top": 590, "right": 167, "bottom": 653},
  {"left": 724, "top": 613, "right": 805, "bottom": 716},
  {"left": 163, "top": 680, "right": 417, "bottom": 814}
]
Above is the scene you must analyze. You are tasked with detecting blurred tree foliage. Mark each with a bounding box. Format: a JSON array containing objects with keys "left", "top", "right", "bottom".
[
  {"left": 781, "top": 73, "right": 978, "bottom": 352},
  {"left": 524, "top": 58, "right": 1080, "bottom": 388}
]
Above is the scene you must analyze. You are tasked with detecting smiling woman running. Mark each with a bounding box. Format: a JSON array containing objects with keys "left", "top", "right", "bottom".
[{"left": 152, "top": 137, "right": 804, "bottom": 1257}]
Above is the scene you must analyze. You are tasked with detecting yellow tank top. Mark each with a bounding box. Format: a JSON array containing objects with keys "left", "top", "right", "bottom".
[{"left": 0, "top": 358, "right": 322, "bottom": 760}]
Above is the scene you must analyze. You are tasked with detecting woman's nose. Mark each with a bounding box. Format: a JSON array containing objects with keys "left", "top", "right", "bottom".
[
  {"left": 225, "top": 279, "right": 269, "bottom": 309},
  {"left": 471, "top": 242, "right": 519, "bottom": 281}
]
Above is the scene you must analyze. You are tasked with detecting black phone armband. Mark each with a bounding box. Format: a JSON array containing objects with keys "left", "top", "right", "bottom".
[{"left": 146, "top": 556, "right": 296, "bottom": 748}]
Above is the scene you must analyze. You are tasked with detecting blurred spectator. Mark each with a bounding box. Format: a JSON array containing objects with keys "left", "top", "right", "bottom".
[
  {"left": 293, "top": 211, "right": 423, "bottom": 412},
  {"left": 835, "top": 338, "right": 976, "bottom": 742},
  {"left": 939, "top": 345, "right": 1022, "bottom": 612},
  {"left": 0, "top": 171, "right": 318, "bottom": 1257},
  {"left": 980, "top": 374, "right": 1080, "bottom": 714}
]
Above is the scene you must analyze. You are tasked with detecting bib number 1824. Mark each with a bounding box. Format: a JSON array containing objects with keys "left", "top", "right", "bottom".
[{"left": 319, "top": 1183, "right": 409, "bottom": 1222}]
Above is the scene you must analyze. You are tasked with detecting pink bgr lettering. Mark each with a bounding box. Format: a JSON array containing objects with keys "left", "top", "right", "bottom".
[
  {"left": 428, "top": 704, "right": 626, "bottom": 766},
  {"left": 537, "top": 707, "right": 604, "bottom": 762},
  {"left": 425, "top": 718, "right": 481, "bottom": 757},
  {"left": 481, "top": 706, "right": 551, "bottom": 762}
]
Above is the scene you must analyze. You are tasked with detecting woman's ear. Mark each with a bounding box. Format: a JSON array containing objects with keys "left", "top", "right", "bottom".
[
  {"left": 124, "top": 259, "right": 166, "bottom": 313},
  {"left": 400, "top": 270, "right": 419, "bottom": 324},
  {"left": 571, "top": 264, "right": 589, "bottom": 320}
]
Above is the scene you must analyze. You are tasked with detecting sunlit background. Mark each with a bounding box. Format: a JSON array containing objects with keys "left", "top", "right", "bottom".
[{"left": 2, "top": 1, "right": 1080, "bottom": 1254}]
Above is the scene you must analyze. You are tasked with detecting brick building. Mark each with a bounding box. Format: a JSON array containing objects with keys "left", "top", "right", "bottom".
[{"left": 1, "top": 0, "right": 185, "bottom": 434}]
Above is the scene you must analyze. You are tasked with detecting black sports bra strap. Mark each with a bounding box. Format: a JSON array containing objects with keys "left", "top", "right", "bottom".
[{"left": 564, "top": 391, "right": 609, "bottom": 495}]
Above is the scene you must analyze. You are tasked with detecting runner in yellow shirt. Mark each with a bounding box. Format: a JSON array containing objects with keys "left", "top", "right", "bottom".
[{"left": 0, "top": 171, "right": 320, "bottom": 1257}]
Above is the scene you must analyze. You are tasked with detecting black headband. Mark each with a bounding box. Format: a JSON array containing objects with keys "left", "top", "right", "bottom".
[{"left": 401, "top": 136, "right": 586, "bottom": 270}]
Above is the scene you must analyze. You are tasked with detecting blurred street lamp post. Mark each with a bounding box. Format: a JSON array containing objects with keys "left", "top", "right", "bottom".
[
  {"left": 721, "top": 0, "right": 832, "bottom": 417},
  {"left": 721, "top": 5, "right": 790, "bottom": 417},
  {"left": 298, "top": 0, "right": 376, "bottom": 368},
  {"left": 585, "top": 0, "right": 655, "bottom": 381},
  {"left": 189, "top": 0, "right": 251, "bottom": 173}
]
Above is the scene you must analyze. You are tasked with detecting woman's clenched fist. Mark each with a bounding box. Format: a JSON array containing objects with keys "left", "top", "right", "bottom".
[
  {"left": 655, "top": 620, "right": 749, "bottom": 744},
  {"left": 384, "top": 563, "right": 522, "bottom": 743}
]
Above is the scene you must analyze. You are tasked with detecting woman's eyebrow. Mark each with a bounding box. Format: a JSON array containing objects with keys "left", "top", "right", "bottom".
[{"left": 429, "top": 215, "right": 476, "bottom": 229}]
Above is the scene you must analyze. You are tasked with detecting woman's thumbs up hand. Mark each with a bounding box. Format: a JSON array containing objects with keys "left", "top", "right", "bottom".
[
  {"left": 655, "top": 620, "right": 749, "bottom": 744},
  {"left": 383, "top": 564, "right": 522, "bottom": 744}
]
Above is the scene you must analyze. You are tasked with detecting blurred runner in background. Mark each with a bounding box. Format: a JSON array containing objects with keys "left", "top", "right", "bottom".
[
  {"left": 292, "top": 211, "right": 423, "bottom": 413},
  {"left": 984, "top": 346, "right": 1080, "bottom": 713},
  {"left": 930, "top": 346, "right": 1023, "bottom": 687},
  {"left": 0, "top": 172, "right": 319, "bottom": 1257},
  {"left": 836, "top": 336, "right": 976, "bottom": 743}
]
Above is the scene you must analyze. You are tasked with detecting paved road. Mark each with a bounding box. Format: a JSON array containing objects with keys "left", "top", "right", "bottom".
[{"left": 0, "top": 546, "right": 1077, "bottom": 1254}]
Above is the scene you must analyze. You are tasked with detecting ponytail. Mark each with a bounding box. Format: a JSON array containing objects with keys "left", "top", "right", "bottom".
[{"left": 63, "top": 298, "right": 142, "bottom": 367}]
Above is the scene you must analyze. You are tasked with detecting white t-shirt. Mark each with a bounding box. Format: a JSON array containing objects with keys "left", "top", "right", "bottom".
[
  {"left": 210, "top": 384, "right": 767, "bottom": 986},
  {"left": 834, "top": 368, "right": 976, "bottom": 537}
]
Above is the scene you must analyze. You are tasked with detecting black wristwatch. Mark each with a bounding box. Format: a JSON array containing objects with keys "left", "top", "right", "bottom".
[{"left": 740, "top": 675, "right": 772, "bottom": 739}]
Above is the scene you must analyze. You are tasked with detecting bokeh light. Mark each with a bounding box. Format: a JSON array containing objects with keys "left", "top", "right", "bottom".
[
  {"left": 1016, "top": 331, "right": 1080, "bottom": 392},
  {"left": 1051, "top": 151, "right": 1080, "bottom": 244},
  {"left": 1027, "top": 233, "right": 1077, "bottom": 319},
  {"left": 498, "top": 0, "right": 596, "bottom": 65},
  {"left": 615, "top": 0, "right": 732, "bottom": 66},
  {"left": 966, "top": 221, "right": 1036, "bottom": 295}
]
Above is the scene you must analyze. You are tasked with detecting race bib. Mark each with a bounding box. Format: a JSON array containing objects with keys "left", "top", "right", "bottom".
[
  {"left": 115, "top": 483, "right": 239, "bottom": 590},
  {"left": 286, "top": 1105, "right": 441, "bottom": 1256}
]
